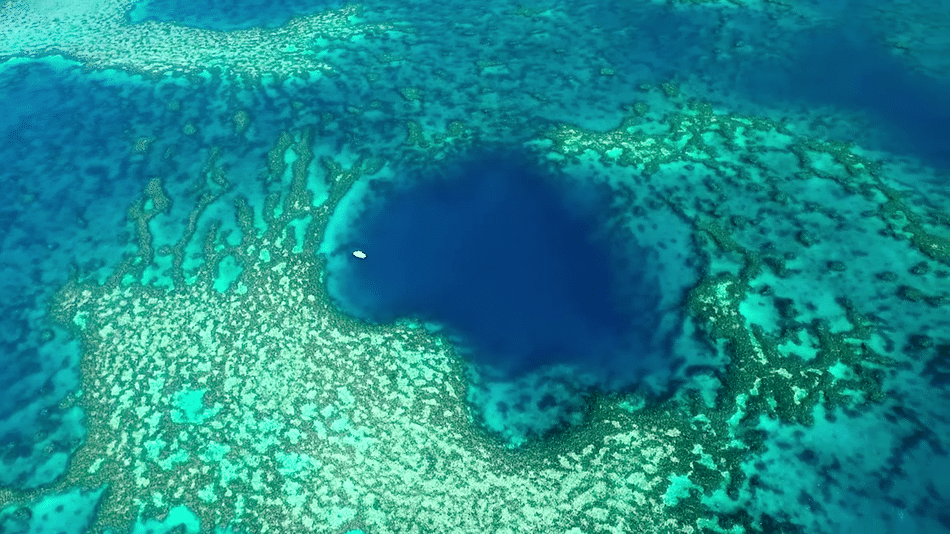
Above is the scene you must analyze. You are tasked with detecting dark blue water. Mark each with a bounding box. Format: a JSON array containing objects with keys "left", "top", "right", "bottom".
[
  {"left": 127, "top": 0, "right": 346, "bottom": 30},
  {"left": 560, "top": 0, "right": 950, "bottom": 170},
  {"left": 0, "top": 61, "right": 146, "bottom": 489},
  {"left": 326, "top": 150, "right": 671, "bottom": 388},
  {"left": 731, "top": 25, "right": 950, "bottom": 168}
]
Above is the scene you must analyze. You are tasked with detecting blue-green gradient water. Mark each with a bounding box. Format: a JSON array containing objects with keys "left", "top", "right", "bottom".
[{"left": 1, "top": 0, "right": 949, "bottom": 532}]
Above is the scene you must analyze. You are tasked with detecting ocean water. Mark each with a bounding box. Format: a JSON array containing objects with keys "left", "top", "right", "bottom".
[{"left": 1, "top": 0, "right": 949, "bottom": 533}]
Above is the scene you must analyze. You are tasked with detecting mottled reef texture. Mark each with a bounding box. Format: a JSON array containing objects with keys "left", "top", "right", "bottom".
[
  {"left": 0, "top": 0, "right": 948, "bottom": 530},
  {"left": 13, "top": 82, "right": 944, "bottom": 533}
]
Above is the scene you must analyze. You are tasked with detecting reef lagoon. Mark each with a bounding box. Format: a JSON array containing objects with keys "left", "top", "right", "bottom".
[{"left": 0, "top": 0, "right": 949, "bottom": 533}]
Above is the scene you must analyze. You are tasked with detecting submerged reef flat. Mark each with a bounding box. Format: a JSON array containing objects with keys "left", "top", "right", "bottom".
[
  {"left": 0, "top": 0, "right": 949, "bottom": 532},
  {"left": 0, "top": 0, "right": 398, "bottom": 79},
  {"left": 5, "top": 89, "right": 944, "bottom": 533},
  {"left": 42, "top": 138, "right": 714, "bottom": 534},
  {"left": 50, "top": 231, "right": 701, "bottom": 534},
  {"left": 126, "top": 0, "right": 350, "bottom": 31}
]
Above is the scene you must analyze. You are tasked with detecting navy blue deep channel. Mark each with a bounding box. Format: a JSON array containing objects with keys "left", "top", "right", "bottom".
[{"left": 327, "top": 151, "right": 666, "bottom": 386}]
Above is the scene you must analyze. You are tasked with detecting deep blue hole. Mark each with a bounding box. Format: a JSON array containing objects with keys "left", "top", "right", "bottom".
[{"left": 325, "top": 150, "right": 671, "bottom": 389}]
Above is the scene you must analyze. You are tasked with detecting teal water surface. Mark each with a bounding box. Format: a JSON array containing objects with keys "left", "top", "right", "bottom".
[{"left": 1, "top": 0, "right": 949, "bottom": 533}]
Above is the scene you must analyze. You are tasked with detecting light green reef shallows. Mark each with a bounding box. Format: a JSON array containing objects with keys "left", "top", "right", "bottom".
[
  {"left": 1, "top": 0, "right": 947, "bottom": 531},
  {"left": 17, "top": 80, "right": 943, "bottom": 533}
]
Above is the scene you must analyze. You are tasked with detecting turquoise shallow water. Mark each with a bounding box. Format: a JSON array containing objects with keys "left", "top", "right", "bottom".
[{"left": 1, "top": 0, "right": 949, "bottom": 532}]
